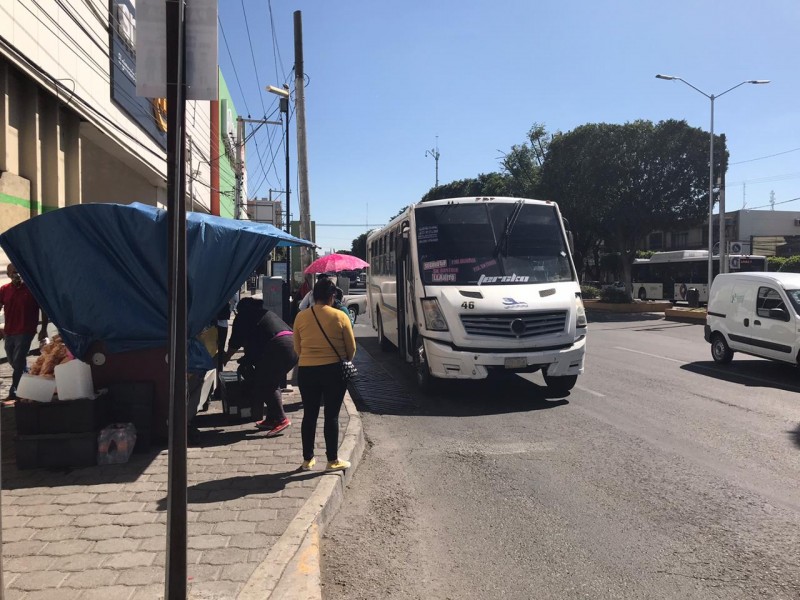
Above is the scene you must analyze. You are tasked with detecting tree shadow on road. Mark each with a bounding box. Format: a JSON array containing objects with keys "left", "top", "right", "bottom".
[{"left": 791, "top": 424, "right": 800, "bottom": 451}]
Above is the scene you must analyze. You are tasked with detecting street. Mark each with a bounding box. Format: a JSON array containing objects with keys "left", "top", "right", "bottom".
[{"left": 321, "top": 310, "right": 800, "bottom": 599}]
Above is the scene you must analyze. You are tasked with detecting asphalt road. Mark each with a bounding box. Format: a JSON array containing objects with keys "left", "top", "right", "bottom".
[{"left": 321, "top": 311, "right": 800, "bottom": 600}]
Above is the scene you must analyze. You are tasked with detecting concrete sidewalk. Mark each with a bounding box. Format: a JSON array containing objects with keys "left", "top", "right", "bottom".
[{"left": 0, "top": 356, "right": 365, "bottom": 599}]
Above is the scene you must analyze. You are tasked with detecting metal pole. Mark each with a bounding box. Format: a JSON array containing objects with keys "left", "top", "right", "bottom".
[
  {"left": 708, "top": 95, "right": 714, "bottom": 288},
  {"left": 285, "top": 98, "right": 291, "bottom": 282},
  {"left": 165, "top": 0, "right": 188, "bottom": 596},
  {"left": 234, "top": 116, "right": 244, "bottom": 220}
]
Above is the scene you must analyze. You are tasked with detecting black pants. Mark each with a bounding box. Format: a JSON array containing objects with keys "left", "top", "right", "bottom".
[
  {"left": 254, "top": 336, "right": 298, "bottom": 422},
  {"left": 298, "top": 363, "right": 346, "bottom": 461}
]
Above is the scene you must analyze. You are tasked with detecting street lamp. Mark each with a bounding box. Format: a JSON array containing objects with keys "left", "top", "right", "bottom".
[
  {"left": 267, "top": 84, "right": 291, "bottom": 289},
  {"left": 655, "top": 74, "right": 768, "bottom": 287}
]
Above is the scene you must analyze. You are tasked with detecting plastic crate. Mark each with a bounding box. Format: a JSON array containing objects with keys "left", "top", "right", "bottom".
[
  {"left": 219, "top": 371, "right": 262, "bottom": 422},
  {"left": 15, "top": 432, "right": 97, "bottom": 470},
  {"left": 15, "top": 395, "right": 109, "bottom": 435}
]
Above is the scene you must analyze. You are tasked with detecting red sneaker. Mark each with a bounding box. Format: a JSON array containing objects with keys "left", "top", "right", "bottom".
[
  {"left": 255, "top": 419, "right": 277, "bottom": 430},
  {"left": 263, "top": 418, "right": 291, "bottom": 437}
]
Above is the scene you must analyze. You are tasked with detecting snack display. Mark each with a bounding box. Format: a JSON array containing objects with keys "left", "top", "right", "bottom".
[{"left": 29, "top": 335, "right": 72, "bottom": 377}]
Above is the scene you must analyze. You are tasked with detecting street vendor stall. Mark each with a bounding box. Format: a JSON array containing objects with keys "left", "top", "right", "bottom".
[{"left": 0, "top": 203, "right": 313, "bottom": 465}]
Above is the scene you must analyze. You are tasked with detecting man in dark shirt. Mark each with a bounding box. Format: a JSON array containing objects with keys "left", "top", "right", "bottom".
[
  {"left": 223, "top": 298, "right": 298, "bottom": 437},
  {"left": 0, "top": 263, "right": 49, "bottom": 399}
]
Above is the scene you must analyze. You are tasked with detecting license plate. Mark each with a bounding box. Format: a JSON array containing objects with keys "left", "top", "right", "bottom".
[{"left": 504, "top": 357, "right": 527, "bottom": 369}]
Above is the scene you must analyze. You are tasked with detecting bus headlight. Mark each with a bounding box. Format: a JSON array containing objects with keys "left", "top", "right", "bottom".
[
  {"left": 576, "top": 295, "right": 587, "bottom": 328},
  {"left": 421, "top": 298, "right": 449, "bottom": 331}
]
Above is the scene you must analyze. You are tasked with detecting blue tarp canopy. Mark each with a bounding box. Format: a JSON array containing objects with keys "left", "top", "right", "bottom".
[{"left": 0, "top": 202, "right": 312, "bottom": 371}]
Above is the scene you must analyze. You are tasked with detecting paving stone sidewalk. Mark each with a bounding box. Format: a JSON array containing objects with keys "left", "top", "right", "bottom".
[{"left": 0, "top": 357, "right": 353, "bottom": 600}]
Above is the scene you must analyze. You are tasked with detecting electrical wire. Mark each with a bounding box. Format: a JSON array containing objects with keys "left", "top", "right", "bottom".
[
  {"left": 239, "top": 0, "right": 268, "bottom": 118},
  {"left": 218, "top": 15, "right": 252, "bottom": 118},
  {"left": 731, "top": 147, "right": 800, "bottom": 165},
  {"left": 267, "top": 0, "right": 286, "bottom": 84},
  {"left": 745, "top": 196, "right": 800, "bottom": 211}
]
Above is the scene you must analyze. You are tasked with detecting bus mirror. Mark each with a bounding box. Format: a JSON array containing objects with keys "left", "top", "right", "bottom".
[{"left": 566, "top": 231, "right": 574, "bottom": 255}]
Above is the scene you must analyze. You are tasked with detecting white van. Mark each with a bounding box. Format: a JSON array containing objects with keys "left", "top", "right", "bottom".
[{"left": 704, "top": 272, "right": 800, "bottom": 365}]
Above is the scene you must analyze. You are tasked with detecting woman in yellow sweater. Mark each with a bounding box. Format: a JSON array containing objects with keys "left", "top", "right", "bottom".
[{"left": 293, "top": 278, "right": 356, "bottom": 471}]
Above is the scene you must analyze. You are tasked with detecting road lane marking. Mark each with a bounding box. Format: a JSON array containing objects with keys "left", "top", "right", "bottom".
[
  {"left": 575, "top": 385, "right": 606, "bottom": 397},
  {"left": 614, "top": 346, "right": 686, "bottom": 364}
]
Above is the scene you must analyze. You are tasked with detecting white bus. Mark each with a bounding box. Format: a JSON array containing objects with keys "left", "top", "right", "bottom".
[
  {"left": 367, "top": 196, "right": 587, "bottom": 394},
  {"left": 631, "top": 250, "right": 768, "bottom": 303}
]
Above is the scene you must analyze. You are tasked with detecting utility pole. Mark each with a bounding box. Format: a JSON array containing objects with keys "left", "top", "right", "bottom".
[
  {"left": 426, "top": 136, "right": 440, "bottom": 187},
  {"left": 234, "top": 116, "right": 244, "bottom": 219},
  {"left": 294, "top": 11, "right": 312, "bottom": 275}
]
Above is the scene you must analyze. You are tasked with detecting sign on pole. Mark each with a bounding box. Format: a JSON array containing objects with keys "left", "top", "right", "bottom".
[{"left": 136, "top": 0, "right": 218, "bottom": 100}]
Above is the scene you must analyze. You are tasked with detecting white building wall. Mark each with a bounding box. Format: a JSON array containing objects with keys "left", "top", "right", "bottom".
[
  {"left": 0, "top": 0, "right": 213, "bottom": 276},
  {"left": 737, "top": 210, "right": 800, "bottom": 242}
]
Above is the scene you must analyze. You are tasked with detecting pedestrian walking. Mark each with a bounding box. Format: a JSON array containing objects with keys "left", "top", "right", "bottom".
[
  {"left": 0, "top": 263, "right": 48, "bottom": 399},
  {"left": 223, "top": 297, "right": 297, "bottom": 437},
  {"left": 292, "top": 278, "right": 356, "bottom": 471}
]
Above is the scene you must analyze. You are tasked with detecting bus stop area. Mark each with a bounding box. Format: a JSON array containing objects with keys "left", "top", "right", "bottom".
[{"left": 0, "top": 350, "right": 365, "bottom": 599}]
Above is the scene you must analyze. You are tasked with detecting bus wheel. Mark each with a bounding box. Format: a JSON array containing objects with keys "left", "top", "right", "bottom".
[
  {"left": 638, "top": 287, "right": 647, "bottom": 301},
  {"left": 711, "top": 333, "right": 733, "bottom": 364},
  {"left": 377, "top": 311, "right": 392, "bottom": 352},
  {"left": 414, "top": 338, "right": 436, "bottom": 392},
  {"left": 542, "top": 373, "right": 578, "bottom": 396}
]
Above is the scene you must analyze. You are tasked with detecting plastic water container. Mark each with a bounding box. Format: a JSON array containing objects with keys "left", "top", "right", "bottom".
[
  {"left": 54, "top": 360, "right": 95, "bottom": 400},
  {"left": 16, "top": 375, "right": 56, "bottom": 403}
]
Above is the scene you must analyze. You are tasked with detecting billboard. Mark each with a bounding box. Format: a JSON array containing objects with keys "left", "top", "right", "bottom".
[{"left": 109, "top": 0, "right": 168, "bottom": 149}]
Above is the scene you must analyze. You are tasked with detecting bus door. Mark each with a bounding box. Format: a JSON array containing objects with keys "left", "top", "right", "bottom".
[{"left": 395, "top": 224, "right": 409, "bottom": 359}]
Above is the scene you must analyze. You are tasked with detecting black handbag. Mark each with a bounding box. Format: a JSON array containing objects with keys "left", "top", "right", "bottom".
[{"left": 311, "top": 307, "right": 358, "bottom": 382}]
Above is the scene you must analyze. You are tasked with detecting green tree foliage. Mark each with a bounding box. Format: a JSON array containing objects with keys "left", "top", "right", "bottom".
[
  {"left": 540, "top": 120, "right": 727, "bottom": 294},
  {"left": 778, "top": 255, "right": 800, "bottom": 273},
  {"left": 420, "top": 172, "right": 513, "bottom": 202},
  {"left": 350, "top": 232, "right": 368, "bottom": 260},
  {"left": 500, "top": 123, "right": 552, "bottom": 198},
  {"left": 767, "top": 256, "right": 786, "bottom": 272}
]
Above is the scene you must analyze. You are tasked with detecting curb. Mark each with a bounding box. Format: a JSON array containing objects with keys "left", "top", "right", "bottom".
[
  {"left": 664, "top": 308, "right": 707, "bottom": 324},
  {"left": 237, "top": 390, "right": 365, "bottom": 600}
]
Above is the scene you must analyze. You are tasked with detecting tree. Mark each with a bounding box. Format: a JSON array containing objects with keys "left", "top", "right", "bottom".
[
  {"left": 540, "top": 119, "right": 727, "bottom": 294},
  {"left": 499, "top": 122, "right": 552, "bottom": 198},
  {"left": 420, "top": 172, "right": 512, "bottom": 202},
  {"left": 350, "top": 232, "right": 368, "bottom": 260}
]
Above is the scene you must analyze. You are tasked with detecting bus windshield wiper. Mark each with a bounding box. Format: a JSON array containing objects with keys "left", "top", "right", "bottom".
[{"left": 493, "top": 200, "right": 524, "bottom": 258}]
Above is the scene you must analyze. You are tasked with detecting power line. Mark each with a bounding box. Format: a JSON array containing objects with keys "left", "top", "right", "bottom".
[
  {"left": 218, "top": 15, "right": 251, "bottom": 117},
  {"left": 239, "top": 0, "right": 268, "bottom": 118},
  {"left": 746, "top": 196, "right": 800, "bottom": 210},
  {"left": 731, "top": 147, "right": 800, "bottom": 165}
]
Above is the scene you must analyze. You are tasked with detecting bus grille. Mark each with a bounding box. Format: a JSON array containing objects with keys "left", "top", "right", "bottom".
[{"left": 460, "top": 311, "right": 568, "bottom": 338}]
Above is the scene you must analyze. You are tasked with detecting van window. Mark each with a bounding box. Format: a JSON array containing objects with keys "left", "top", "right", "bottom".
[
  {"left": 786, "top": 289, "right": 800, "bottom": 315},
  {"left": 756, "top": 287, "right": 787, "bottom": 319}
]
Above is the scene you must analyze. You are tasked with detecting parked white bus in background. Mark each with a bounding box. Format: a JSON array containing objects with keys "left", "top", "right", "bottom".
[
  {"left": 366, "top": 196, "right": 587, "bottom": 394},
  {"left": 631, "top": 250, "right": 767, "bottom": 303}
]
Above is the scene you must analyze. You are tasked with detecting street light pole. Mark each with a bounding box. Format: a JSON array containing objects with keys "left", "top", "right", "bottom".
[
  {"left": 267, "top": 84, "right": 291, "bottom": 305},
  {"left": 655, "top": 75, "right": 769, "bottom": 287}
]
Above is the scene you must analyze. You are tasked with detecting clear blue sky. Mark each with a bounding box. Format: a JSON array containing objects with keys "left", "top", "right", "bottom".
[{"left": 219, "top": 0, "right": 799, "bottom": 253}]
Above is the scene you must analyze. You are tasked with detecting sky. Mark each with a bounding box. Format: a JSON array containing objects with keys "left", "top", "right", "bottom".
[{"left": 219, "top": 0, "right": 800, "bottom": 254}]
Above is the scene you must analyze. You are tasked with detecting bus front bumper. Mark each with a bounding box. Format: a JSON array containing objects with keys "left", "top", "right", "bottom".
[{"left": 423, "top": 335, "right": 586, "bottom": 380}]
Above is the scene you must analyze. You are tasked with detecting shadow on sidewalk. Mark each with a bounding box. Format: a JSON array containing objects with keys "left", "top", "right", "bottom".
[{"left": 155, "top": 469, "right": 322, "bottom": 508}]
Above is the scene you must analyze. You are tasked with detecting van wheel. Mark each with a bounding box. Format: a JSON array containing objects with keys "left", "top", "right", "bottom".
[
  {"left": 377, "top": 311, "right": 392, "bottom": 352},
  {"left": 347, "top": 305, "right": 358, "bottom": 324},
  {"left": 638, "top": 288, "right": 647, "bottom": 301},
  {"left": 542, "top": 373, "right": 578, "bottom": 395},
  {"left": 711, "top": 333, "right": 733, "bottom": 364}
]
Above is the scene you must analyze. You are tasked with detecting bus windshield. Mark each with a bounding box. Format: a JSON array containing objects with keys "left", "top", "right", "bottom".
[{"left": 415, "top": 202, "right": 574, "bottom": 286}]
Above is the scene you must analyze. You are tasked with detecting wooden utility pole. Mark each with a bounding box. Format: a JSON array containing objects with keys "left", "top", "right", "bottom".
[{"left": 294, "top": 11, "right": 312, "bottom": 275}]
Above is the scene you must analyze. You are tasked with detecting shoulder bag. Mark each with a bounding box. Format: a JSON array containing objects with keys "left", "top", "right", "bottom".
[{"left": 310, "top": 307, "right": 358, "bottom": 382}]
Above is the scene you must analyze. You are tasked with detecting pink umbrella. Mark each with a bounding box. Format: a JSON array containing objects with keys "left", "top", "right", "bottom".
[{"left": 304, "top": 253, "right": 369, "bottom": 274}]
